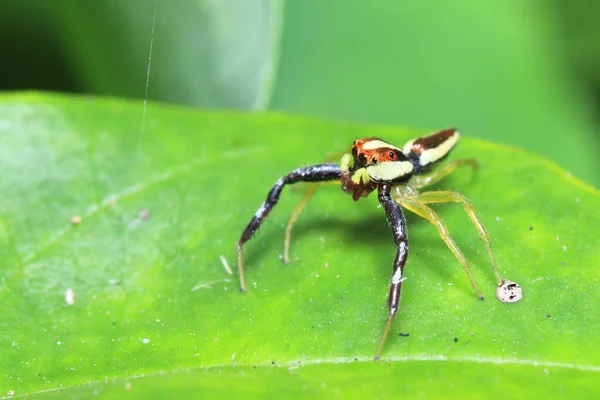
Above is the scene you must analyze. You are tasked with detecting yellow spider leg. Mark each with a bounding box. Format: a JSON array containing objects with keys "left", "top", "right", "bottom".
[
  {"left": 283, "top": 180, "right": 340, "bottom": 263},
  {"left": 412, "top": 159, "right": 478, "bottom": 189},
  {"left": 283, "top": 182, "right": 319, "bottom": 264},
  {"left": 398, "top": 197, "right": 484, "bottom": 299},
  {"left": 417, "top": 190, "right": 503, "bottom": 284},
  {"left": 236, "top": 245, "right": 247, "bottom": 292},
  {"left": 283, "top": 152, "right": 345, "bottom": 264}
]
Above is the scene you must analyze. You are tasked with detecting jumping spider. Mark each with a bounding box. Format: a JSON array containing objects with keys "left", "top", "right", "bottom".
[{"left": 236, "top": 128, "right": 523, "bottom": 359}]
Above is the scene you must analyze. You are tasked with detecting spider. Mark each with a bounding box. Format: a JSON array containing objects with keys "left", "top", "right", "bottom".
[{"left": 236, "top": 128, "right": 523, "bottom": 359}]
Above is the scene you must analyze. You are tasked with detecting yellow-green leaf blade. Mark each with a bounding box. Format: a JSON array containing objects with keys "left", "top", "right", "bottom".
[{"left": 0, "top": 92, "right": 598, "bottom": 398}]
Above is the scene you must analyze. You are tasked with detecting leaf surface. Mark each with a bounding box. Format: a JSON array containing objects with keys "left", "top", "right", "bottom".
[{"left": 1, "top": 93, "right": 599, "bottom": 398}]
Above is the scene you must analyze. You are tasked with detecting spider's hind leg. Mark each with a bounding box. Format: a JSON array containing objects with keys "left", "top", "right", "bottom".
[
  {"left": 417, "top": 190, "right": 519, "bottom": 295},
  {"left": 397, "top": 194, "right": 484, "bottom": 300},
  {"left": 283, "top": 182, "right": 320, "bottom": 264},
  {"left": 411, "top": 159, "right": 478, "bottom": 189}
]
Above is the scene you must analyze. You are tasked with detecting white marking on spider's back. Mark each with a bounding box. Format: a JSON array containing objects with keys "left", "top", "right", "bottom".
[
  {"left": 402, "top": 139, "right": 415, "bottom": 156},
  {"left": 366, "top": 161, "right": 413, "bottom": 183},
  {"left": 419, "top": 131, "right": 460, "bottom": 166},
  {"left": 361, "top": 139, "right": 402, "bottom": 151}
]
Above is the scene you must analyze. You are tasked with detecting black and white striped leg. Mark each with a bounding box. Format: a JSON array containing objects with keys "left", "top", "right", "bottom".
[
  {"left": 237, "top": 164, "right": 341, "bottom": 292},
  {"left": 375, "top": 184, "right": 409, "bottom": 360}
]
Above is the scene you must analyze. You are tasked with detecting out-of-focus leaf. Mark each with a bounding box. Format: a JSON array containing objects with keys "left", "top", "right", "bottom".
[
  {"left": 271, "top": 0, "right": 600, "bottom": 187},
  {"left": 52, "top": 0, "right": 282, "bottom": 108}
]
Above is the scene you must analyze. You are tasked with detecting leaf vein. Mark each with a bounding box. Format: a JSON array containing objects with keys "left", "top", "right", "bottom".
[{"left": 9, "top": 355, "right": 599, "bottom": 399}]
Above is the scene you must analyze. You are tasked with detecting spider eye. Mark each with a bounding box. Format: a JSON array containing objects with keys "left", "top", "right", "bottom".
[
  {"left": 389, "top": 151, "right": 395, "bottom": 159},
  {"left": 371, "top": 157, "right": 377, "bottom": 164}
]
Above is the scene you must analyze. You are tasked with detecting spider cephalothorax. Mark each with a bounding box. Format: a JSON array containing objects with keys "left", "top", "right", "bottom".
[
  {"left": 342, "top": 137, "right": 412, "bottom": 200},
  {"left": 236, "top": 128, "right": 522, "bottom": 359}
]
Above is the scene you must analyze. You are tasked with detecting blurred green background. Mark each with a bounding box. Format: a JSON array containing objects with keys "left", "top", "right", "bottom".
[{"left": 1, "top": 0, "right": 599, "bottom": 187}]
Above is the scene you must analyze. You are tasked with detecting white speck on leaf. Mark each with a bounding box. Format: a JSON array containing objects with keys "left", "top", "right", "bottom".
[
  {"left": 65, "top": 288, "right": 75, "bottom": 305},
  {"left": 219, "top": 254, "right": 233, "bottom": 275},
  {"left": 191, "top": 278, "right": 231, "bottom": 291},
  {"left": 139, "top": 209, "right": 150, "bottom": 220},
  {"left": 141, "top": 338, "right": 150, "bottom": 344}
]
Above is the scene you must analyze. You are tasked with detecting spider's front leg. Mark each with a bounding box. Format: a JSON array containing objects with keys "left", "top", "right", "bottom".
[
  {"left": 375, "top": 184, "right": 409, "bottom": 360},
  {"left": 237, "top": 163, "right": 341, "bottom": 292}
]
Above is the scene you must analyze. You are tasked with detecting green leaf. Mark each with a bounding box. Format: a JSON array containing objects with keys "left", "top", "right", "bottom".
[{"left": 1, "top": 92, "right": 599, "bottom": 398}]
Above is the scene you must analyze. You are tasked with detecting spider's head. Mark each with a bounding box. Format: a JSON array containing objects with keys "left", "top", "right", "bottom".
[{"left": 350, "top": 137, "right": 414, "bottom": 185}]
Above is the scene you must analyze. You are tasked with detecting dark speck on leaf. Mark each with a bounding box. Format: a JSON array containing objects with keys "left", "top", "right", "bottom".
[
  {"left": 271, "top": 361, "right": 276, "bottom": 365},
  {"left": 454, "top": 337, "right": 459, "bottom": 343},
  {"left": 529, "top": 226, "right": 534, "bottom": 231},
  {"left": 547, "top": 314, "right": 552, "bottom": 318},
  {"left": 398, "top": 332, "right": 410, "bottom": 337},
  {"left": 354, "top": 357, "right": 358, "bottom": 361}
]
